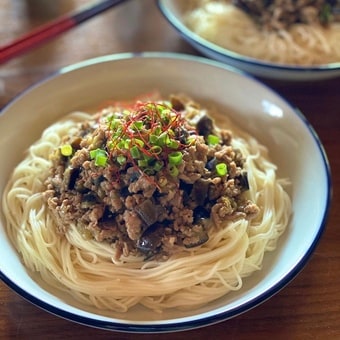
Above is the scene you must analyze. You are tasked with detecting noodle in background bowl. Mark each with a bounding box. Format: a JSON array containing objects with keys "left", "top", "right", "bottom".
[
  {"left": 0, "top": 53, "right": 331, "bottom": 333},
  {"left": 157, "top": 0, "right": 340, "bottom": 81}
]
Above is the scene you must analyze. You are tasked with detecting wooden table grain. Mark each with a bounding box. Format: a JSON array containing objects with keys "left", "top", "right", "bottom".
[{"left": 1, "top": 1, "right": 339, "bottom": 339}]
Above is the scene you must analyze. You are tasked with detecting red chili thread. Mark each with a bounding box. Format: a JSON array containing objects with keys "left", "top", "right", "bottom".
[{"left": 103, "top": 101, "right": 197, "bottom": 184}]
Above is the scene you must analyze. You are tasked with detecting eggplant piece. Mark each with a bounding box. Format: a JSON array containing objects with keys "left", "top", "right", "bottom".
[
  {"left": 120, "top": 185, "right": 130, "bottom": 198},
  {"left": 236, "top": 172, "right": 250, "bottom": 191},
  {"left": 233, "top": 0, "right": 264, "bottom": 16},
  {"left": 98, "top": 207, "right": 117, "bottom": 230},
  {"left": 128, "top": 170, "right": 140, "bottom": 183},
  {"left": 137, "top": 223, "right": 163, "bottom": 253},
  {"left": 193, "top": 206, "right": 210, "bottom": 222},
  {"left": 176, "top": 127, "right": 190, "bottom": 144},
  {"left": 92, "top": 175, "right": 105, "bottom": 187},
  {"left": 180, "top": 180, "right": 193, "bottom": 203},
  {"left": 70, "top": 136, "right": 82, "bottom": 150},
  {"left": 170, "top": 96, "right": 185, "bottom": 111},
  {"left": 82, "top": 192, "right": 98, "bottom": 202},
  {"left": 190, "top": 178, "right": 210, "bottom": 206},
  {"left": 206, "top": 157, "right": 217, "bottom": 171},
  {"left": 135, "top": 199, "right": 161, "bottom": 227},
  {"left": 63, "top": 167, "right": 80, "bottom": 190},
  {"left": 196, "top": 114, "right": 214, "bottom": 138}
]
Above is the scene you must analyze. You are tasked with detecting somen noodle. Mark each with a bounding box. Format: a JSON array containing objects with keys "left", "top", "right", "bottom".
[
  {"left": 2, "top": 95, "right": 291, "bottom": 312},
  {"left": 185, "top": 0, "right": 340, "bottom": 65}
]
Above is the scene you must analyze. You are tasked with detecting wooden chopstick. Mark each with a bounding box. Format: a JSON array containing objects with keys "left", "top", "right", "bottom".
[{"left": 0, "top": 0, "right": 129, "bottom": 65}]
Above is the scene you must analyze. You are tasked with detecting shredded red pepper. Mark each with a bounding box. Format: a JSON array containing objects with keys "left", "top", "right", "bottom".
[{"left": 104, "top": 101, "right": 197, "bottom": 178}]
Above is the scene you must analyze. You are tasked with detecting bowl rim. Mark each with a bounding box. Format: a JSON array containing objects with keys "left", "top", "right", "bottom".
[
  {"left": 0, "top": 52, "right": 332, "bottom": 333},
  {"left": 157, "top": 0, "right": 340, "bottom": 74}
]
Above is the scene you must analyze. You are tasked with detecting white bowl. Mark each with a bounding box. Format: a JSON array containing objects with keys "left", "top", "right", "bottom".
[
  {"left": 0, "top": 53, "right": 331, "bottom": 333},
  {"left": 158, "top": 0, "right": 340, "bottom": 81}
]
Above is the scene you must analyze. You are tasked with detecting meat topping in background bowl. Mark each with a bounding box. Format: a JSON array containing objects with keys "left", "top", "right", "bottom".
[{"left": 233, "top": 0, "right": 339, "bottom": 31}]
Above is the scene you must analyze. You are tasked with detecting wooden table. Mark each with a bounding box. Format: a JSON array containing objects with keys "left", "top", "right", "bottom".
[{"left": 1, "top": 1, "right": 339, "bottom": 339}]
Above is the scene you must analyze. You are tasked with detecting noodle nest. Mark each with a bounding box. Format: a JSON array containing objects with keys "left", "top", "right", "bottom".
[
  {"left": 185, "top": 0, "right": 340, "bottom": 66},
  {"left": 2, "top": 106, "right": 291, "bottom": 313}
]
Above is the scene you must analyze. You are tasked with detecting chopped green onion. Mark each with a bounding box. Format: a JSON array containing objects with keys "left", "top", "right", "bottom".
[
  {"left": 130, "top": 145, "right": 140, "bottom": 159},
  {"left": 117, "top": 155, "right": 126, "bottom": 165},
  {"left": 117, "top": 140, "right": 125, "bottom": 150},
  {"left": 167, "top": 129, "right": 175, "bottom": 138},
  {"left": 157, "top": 103, "right": 164, "bottom": 110},
  {"left": 108, "top": 118, "right": 120, "bottom": 129},
  {"left": 124, "top": 139, "right": 131, "bottom": 149},
  {"left": 107, "top": 141, "right": 114, "bottom": 150},
  {"left": 168, "top": 151, "right": 183, "bottom": 165},
  {"left": 95, "top": 154, "right": 107, "bottom": 167},
  {"left": 90, "top": 148, "right": 108, "bottom": 167},
  {"left": 168, "top": 164, "right": 179, "bottom": 177},
  {"left": 134, "top": 139, "right": 144, "bottom": 148},
  {"left": 60, "top": 144, "right": 73, "bottom": 157},
  {"left": 207, "top": 134, "right": 220, "bottom": 145},
  {"left": 154, "top": 160, "right": 164, "bottom": 171},
  {"left": 167, "top": 139, "right": 179, "bottom": 149},
  {"left": 158, "top": 132, "right": 170, "bottom": 146},
  {"left": 133, "top": 121, "right": 143, "bottom": 130},
  {"left": 216, "top": 163, "right": 227, "bottom": 176},
  {"left": 150, "top": 145, "right": 162, "bottom": 155},
  {"left": 160, "top": 108, "right": 171, "bottom": 116},
  {"left": 153, "top": 126, "right": 162, "bottom": 136},
  {"left": 90, "top": 149, "right": 99, "bottom": 159},
  {"left": 138, "top": 159, "right": 148, "bottom": 168},
  {"left": 144, "top": 168, "right": 155, "bottom": 175},
  {"left": 149, "top": 134, "right": 158, "bottom": 144}
]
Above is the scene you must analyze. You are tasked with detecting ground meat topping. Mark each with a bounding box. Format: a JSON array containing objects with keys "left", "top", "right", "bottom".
[
  {"left": 233, "top": 0, "right": 339, "bottom": 30},
  {"left": 43, "top": 96, "right": 259, "bottom": 259}
]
